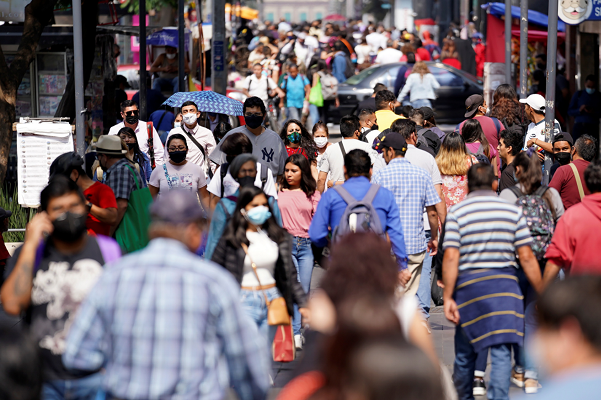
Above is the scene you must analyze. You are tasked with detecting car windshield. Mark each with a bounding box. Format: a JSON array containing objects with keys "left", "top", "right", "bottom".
[
  {"left": 451, "top": 67, "right": 483, "bottom": 85},
  {"left": 345, "top": 67, "right": 380, "bottom": 85}
]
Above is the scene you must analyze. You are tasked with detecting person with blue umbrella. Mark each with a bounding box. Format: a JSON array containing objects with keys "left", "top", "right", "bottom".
[{"left": 150, "top": 46, "right": 190, "bottom": 93}]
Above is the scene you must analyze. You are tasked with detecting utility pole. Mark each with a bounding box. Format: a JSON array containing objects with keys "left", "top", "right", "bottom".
[
  {"left": 178, "top": 0, "right": 186, "bottom": 92},
  {"left": 212, "top": 0, "right": 226, "bottom": 94},
  {"left": 504, "top": 0, "right": 511, "bottom": 85},
  {"left": 543, "top": 0, "right": 559, "bottom": 185},
  {"left": 519, "top": 0, "right": 528, "bottom": 99},
  {"left": 73, "top": 0, "right": 85, "bottom": 158},
  {"left": 139, "top": 0, "right": 147, "bottom": 121}
]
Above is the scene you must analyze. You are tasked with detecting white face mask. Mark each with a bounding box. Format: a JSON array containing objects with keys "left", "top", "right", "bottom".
[
  {"left": 314, "top": 137, "right": 328, "bottom": 148},
  {"left": 166, "top": 53, "right": 176, "bottom": 59},
  {"left": 183, "top": 113, "right": 198, "bottom": 126},
  {"left": 174, "top": 122, "right": 181, "bottom": 128}
]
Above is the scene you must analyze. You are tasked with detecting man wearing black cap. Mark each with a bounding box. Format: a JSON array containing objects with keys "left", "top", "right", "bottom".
[
  {"left": 353, "top": 83, "right": 387, "bottom": 116},
  {"left": 50, "top": 152, "right": 118, "bottom": 237},
  {"left": 420, "top": 106, "right": 446, "bottom": 141},
  {"left": 550, "top": 132, "right": 574, "bottom": 179},
  {"left": 372, "top": 133, "right": 441, "bottom": 301},
  {"left": 456, "top": 94, "right": 504, "bottom": 157},
  {"left": 63, "top": 190, "right": 269, "bottom": 400}
]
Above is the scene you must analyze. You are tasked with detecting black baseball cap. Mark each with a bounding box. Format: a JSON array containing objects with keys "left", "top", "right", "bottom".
[
  {"left": 379, "top": 133, "right": 407, "bottom": 152},
  {"left": 464, "top": 94, "right": 484, "bottom": 118},
  {"left": 553, "top": 132, "right": 574, "bottom": 146}
]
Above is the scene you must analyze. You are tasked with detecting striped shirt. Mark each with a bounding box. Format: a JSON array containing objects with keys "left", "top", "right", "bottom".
[{"left": 443, "top": 191, "right": 532, "bottom": 271}]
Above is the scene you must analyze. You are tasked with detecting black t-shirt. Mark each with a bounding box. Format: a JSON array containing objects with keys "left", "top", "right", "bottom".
[
  {"left": 3, "top": 236, "right": 105, "bottom": 381},
  {"left": 499, "top": 160, "right": 517, "bottom": 192}
]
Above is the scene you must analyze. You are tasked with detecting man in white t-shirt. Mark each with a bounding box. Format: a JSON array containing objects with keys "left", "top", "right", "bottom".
[
  {"left": 520, "top": 94, "right": 561, "bottom": 154},
  {"left": 108, "top": 100, "right": 164, "bottom": 165},
  {"left": 365, "top": 28, "right": 387, "bottom": 54},
  {"left": 374, "top": 41, "right": 403, "bottom": 65},
  {"left": 242, "top": 64, "right": 284, "bottom": 105},
  {"left": 317, "top": 115, "right": 384, "bottom": 193},
  {"left": 209, "top": 97, "right": 288, "bottom": 179},
  {"left": 164, "top": 100, "right": 216, "bottom": 177}
]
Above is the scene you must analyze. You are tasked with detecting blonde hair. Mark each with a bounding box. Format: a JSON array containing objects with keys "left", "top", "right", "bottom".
[
  {"left": 435, "top": 132, "right": 471, "bottom": 176},
  {"left": 412, "top": 62, "right": 431, "bottom": 80}
]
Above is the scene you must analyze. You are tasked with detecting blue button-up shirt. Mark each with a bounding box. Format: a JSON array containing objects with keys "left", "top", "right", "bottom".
[
  {"left": 372, "top": 158, "right": 440, "bottom": 255},
  {"left": 308, "top": 176, "right": 407, "bottom": 269},
  {"left": 63, "top": 238, "right": 270, "bottom": 400}
]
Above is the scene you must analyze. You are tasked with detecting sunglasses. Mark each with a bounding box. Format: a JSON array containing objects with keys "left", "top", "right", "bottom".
[
  {"left": 124, "top": 110, "right": 139, "bottom": 117},
  {"left": 168, "top": 146, "right": 187, "bottom": 151}
]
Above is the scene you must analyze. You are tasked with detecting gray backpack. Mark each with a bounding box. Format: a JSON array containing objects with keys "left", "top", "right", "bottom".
[
  {"left": 331, "top": 184, "right": 384, "bottom": 242},
  {"left": 319, "top": 71, "right": 338, "bottom": 100}
]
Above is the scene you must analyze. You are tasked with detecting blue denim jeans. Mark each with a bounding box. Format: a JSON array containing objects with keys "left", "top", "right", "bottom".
[
  {"left": 475, "top": 349, "right": 488, "bottom": 377},
  {"left": 286, "top": 107, "right": 302, "bottom": 122},
  {"left": 411, "top": 99, "right": 432, "bottom": 108},
  {"left": 42, "top": 373, "right": 103, "bottom": 400},
  {"left": 291, "top": 237, "right": 314, "bottom": 335},
  {"left": 453, "top": 326, "right": 512, "bottom": 400},
  {"left": 514, "top": 281, "right": 539, "bottom": 380},
  {"left": 240, "top": 286, "right": 280, "bottom": 348},
  {"left": 153, "top": 77, "right": 179, "bottom": 93},
  {"left": 309, "top": 104, "right": 320, "bottom": 127},
  {"left": 416, "top": 230, "right": 433, "bottom": 319}
]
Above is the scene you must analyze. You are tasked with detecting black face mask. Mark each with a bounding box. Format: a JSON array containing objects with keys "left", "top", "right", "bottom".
[
  {"left": 554, "top": 152, "right": 571, "bottom": 166},
  {"left": 52, "top": 212, "right": 87, "bottom": 243},
  {"left": 245, "top": 115, "right": 264, "bottom": 129},
  {"left": 237, "top": 176, "right": 255, "bottom": 187},
  {"left": 125, "top": 115, "right": 139, "bottom": 125},
  {"left": 169, "top": 151, "right": 187, "bottom": 163}
]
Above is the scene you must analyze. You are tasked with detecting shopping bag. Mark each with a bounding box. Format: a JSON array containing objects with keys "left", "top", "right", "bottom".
[
  {"left": 115, "top": 164, "right": 153, "bottom": 254},
  {"left": 431, "top": 268, "right": 444, "bottom": 306},
  {"left": 309, "top": 80, "right": 324, "bottom": 107},
  {"left": 273, "top": 324, "right": 295, "bottom": 362}
]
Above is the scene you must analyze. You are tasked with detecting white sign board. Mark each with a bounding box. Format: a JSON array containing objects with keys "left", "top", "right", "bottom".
[
  {"left": 16, "top": 122, "right": 74, "bottom": 207},
  {"left": 0, "top": 0, "right": 29, "bottom": 22}
]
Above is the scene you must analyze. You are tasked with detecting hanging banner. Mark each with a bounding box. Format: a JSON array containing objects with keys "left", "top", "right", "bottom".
[{"left": 558, "top": 0, "right": 601, "bottom": 25}]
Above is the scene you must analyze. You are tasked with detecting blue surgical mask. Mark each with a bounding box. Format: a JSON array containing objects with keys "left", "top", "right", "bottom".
[
  {"left": 242, "top": 205, "right": 272, "bottom": 226},
  {"left": 174, "top": 122, "right": 182, "bottom": 128},
  {"left": 586, "top": 88, "right": 595, "bottom": 95}
]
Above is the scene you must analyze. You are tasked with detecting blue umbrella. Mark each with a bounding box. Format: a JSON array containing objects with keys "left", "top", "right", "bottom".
[
  {"left": 146, "top": 28, "right": 190, "bottom": 51},
  {"left": 162, "top": 91, "right": 244, "bottom": 116}
]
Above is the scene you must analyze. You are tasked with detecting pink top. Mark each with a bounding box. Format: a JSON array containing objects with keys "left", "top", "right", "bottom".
[
  {"left": 278, "top": 190, "right": 321, "bottom": 238},
  {"left": 465, "top": 142, "right": 498, "bottom": 161}
]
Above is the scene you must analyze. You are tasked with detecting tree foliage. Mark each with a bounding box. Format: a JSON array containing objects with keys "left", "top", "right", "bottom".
[{"left": 119, "top": 0, "right": 177, "bottom": 14}]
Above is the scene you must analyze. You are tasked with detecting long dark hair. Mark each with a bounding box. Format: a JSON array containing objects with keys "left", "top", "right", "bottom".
[
  {"left": 513, "top": 152, "right": 556, "bottom": 220},
  {"left": 221, "top": 185, "right": 287, "bottom": 247},
  {"left": 461, "top": 119, "right": 491, "bottom": 158},
  {"left": 118, "top": 127, "right": 148, "bottom": 178},
  {"left": 281, "top": 153, "right": 316, "bottom": 198},
  {"left": 280, "top": 119, "right": 317, "bottom": 162}
]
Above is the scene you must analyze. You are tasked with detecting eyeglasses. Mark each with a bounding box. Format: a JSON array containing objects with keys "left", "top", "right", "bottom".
[
  {"left": 168, "top": 146, "right": 187, "bottom": 151},
  {"left": 245, "top": 113, "right": 263, "bottom": 118},
  {"left": 124, "top": 110, "right": 139, "bottom": 116}
]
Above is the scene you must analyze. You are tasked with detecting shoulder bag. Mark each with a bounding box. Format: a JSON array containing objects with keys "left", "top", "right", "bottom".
[
  {"left": 569, "top": 163, "right": 586, "bottom": 200},
  {"left": 114, "top": 164, "right": 153, "bottom": 254},
  {"left": 240, "top": 242, "right": 290, "bottom": 326}
]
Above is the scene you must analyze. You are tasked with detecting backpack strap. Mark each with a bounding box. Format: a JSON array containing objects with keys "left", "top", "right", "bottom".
[
  {"left": 333, "top": 185, "right": 356, "bottom": 205},
  {"left": 260, "top": 163, "right": 268, "bottom": 189},
  {"left": 95, "top": 235, "right": 122, "bottom": 263},
  {"left": 569, "top": 163, "right": 585, "bottom": 200},
  {"left": 180, "top": 127, "right": 206, "bottom": 159},
  {"left": 533, "top": 185, "right": 549, "bottom": 197},
  {"left": 156, "top": 110, "right": 168, "bottom": 131},
  {"left": 219, "top": 162, "right": 230, "bottom": 197},
  {"left": 362, "top": 184, "right": 380, "bottom": 203},
  {"left": 492, "top": 117, "right": 502, "bottom": 133},
  {"left": 124, "top": 164, "right": 141, "bottom": 190},
  {"left": 338, "top": 141, "right": 346, "bottom": 158},
  {"left": 508, "top": 185, "right": 524, "bottom": 198}
]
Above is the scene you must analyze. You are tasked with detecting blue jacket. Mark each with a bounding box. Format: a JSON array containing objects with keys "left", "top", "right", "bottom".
[
  {"left": 308, "top": 176, "right": 407, "bottom": 269},
  {"left": 568, "top": 90, "right": 601, "bottom": 124},
  {"left": 332, "top": 52, "right": 348, "bottom": 84},
  {"left": 204, "top": 190, "right": 283, "bottom": 260}
]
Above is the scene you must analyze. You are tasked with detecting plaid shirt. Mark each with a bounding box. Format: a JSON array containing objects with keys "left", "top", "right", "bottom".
[
  {"left": 372, "top": 158, "right": 440, "bottom": 254},
  {"left": 62, "top": 238, "right": 270, "bottom": 400},
  {"left": 103, "top": 158, "right": 147, "bottom": 200}
]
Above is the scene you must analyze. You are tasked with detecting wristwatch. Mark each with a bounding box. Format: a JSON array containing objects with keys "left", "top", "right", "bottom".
[{"left": 87, "top": 201, "right": 93, "bottom": 211}]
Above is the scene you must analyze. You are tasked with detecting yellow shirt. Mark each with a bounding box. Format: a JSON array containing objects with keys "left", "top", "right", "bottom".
[{"left": 374, "top": 110, "right": 405, "bottom": 131}]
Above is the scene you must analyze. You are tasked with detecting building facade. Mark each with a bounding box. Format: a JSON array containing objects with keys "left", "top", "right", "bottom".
[{"left": 262, "top": 0, "right": 330, "bottom": 23}]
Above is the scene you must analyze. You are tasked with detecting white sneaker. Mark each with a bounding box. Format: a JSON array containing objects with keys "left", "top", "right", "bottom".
[{"left": 294, "top": 334, "right": 303, "bottom": 350}]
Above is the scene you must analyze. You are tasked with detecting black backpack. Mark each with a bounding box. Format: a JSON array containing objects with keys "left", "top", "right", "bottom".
[
  {"left": 343, "top": 54, "right": 355, "bottom": 79},
  {"left": 219, "top": 162, "right": 268, "bottom": 198},
  {"left": 467, "top": 144, "right": 491, "bottom": 165}
]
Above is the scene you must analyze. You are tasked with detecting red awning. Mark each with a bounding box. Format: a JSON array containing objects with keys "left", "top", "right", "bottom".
[
  {"left": 511, "top": 29, "right": 565, "bottom": 42},
  {"left": 415, "top": 18, "right": 436, "bottom": 26}
]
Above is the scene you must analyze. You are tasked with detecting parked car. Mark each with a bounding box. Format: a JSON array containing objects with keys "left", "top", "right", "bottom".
[{"left": 330, "top": 62, "right": 483, "bottom": 124}]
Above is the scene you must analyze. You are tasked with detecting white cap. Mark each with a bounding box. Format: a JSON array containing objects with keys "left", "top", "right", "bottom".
[{"left": 519, "top": 94, "right": 546, "bottom": 113}]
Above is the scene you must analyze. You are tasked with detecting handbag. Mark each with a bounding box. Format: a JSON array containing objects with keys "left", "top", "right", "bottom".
[
  {"left": 273, "top": 324, "right": 296, "bottom": 362},
  {"left": 309, "top": 80, "right": 324, "bottom": 107},
  {"left": 431, "top": 267, "right": 444, "bottom": 307},
  {"left": 240, "top": 243, "right": 290, "bottom": 326},
  {"left": 115, "top": 164, "right": 153, "bottom": 254}
]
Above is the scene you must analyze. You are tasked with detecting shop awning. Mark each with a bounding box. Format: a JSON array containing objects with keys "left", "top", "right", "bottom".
[
  {"left": 225, "top": 4, "right": 259, "bottom": 20},
  {"left": 482, "top": 2, "right": 566, "bottom": 32},
  {"left": 511, "top": 29, "right": 565, "bottom": 42}
]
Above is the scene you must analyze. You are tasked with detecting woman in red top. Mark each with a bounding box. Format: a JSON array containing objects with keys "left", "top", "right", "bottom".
[{"left": 279, "top": 119, "right": 318, "bottom": 180}]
